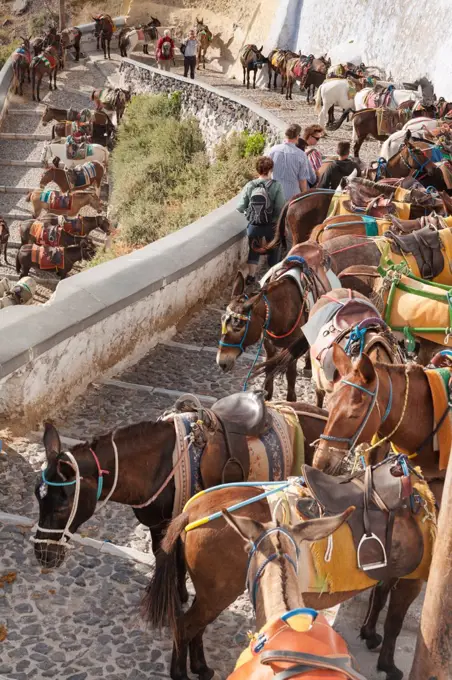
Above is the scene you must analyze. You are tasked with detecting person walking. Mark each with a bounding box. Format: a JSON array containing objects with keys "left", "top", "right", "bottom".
[
  {"left": 297, "top": 124, "right": 325, "bottom": 185},
  {"left": 181, "top": 29, "right": 197, "bottom": 79},
  {"left": 318, "top": 141, "right": 361, "bottom": 188},
  {"left": 268, "top": 124, "right": 315, "bottom": 201},
  {"left": 237, "top": 156, "right": 285, "bottom": 285},
  {"left": 156, "top": 29, "right": 174, "bottom": 72}
]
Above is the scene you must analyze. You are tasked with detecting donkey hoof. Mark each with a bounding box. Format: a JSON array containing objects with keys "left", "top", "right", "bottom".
[
  {"left": 365, "top": 633, "right": 382, "bottom": 650},
  {"left": 377, "top": 662, "right": 403, "bottom": 680}
]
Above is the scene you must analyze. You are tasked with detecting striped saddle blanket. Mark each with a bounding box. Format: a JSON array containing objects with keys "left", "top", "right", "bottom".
[
  {"left": 68, "top": 162, "right": 96, "bottom": 189},
  {"left": 40, "top": 190, "right": 72, "bottom": 210},
  {"left": 30, "top": 221, "right": 61, "bottom": 246},
  {"left": 98, "top": 88, "right": 116, "bottom": 107},
  {"left": 31, "top": 245, "right": 65, "bottom": 270},
  {"left": 62, "top": 121, "right": 92, "bottom": 138},
  {"left": 65, "top": 138, "right": 93, "bottom": 160},
  {"left": 33, "top": 51, "right": 58, "bottom": 69},
  {"left": 170, "top": 404, "right": 304, "bottom": 517}
]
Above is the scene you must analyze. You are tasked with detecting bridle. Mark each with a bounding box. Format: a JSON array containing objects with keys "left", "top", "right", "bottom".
[
  {"left": 246, "top": 526, "right": 299, "bottom": 612},
  {"left": 400, "top": 144, "right": 434, "bottom": 179},
  {"left": 32, "top": 433, "right": 120, "bottom": 548},
  {"left": 319, "top": 366, "right": 410, "bottom": 473}
]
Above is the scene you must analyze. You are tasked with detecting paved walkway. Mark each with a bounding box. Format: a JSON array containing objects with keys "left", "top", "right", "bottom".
[{"left": 0, "top": 48, "right": 420, "bottom": 680}]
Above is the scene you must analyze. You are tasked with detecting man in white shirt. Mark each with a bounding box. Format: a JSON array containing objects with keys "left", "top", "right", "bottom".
[
  {"left": 182, "top": 29, "right": 198, "bottom": 79},
  {"left": 268, "top": 123, "right": 316, "bottom": 201}
]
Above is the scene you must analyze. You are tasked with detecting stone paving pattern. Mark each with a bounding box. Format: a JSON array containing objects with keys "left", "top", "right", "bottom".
[{"left": 0, "top": 46, "right": 421, "bottom": 680}]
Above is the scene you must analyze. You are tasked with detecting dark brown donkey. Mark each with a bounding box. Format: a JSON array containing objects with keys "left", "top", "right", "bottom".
[
  {"left": 314, "top": 344, "right": 446, "bottom": 502},
  {"left": 144, "top": 475, "right": 433, "bottom": 680},
  {"left": 0, "top": 217, "right": 9, "bottom": 265},
  {"left": 16, "top": 240, "right": 96, "bottom": 278},
  {"left": 32, "top": 407, "right": 328, "bottom": 590},
  {"left": 31, "top": 45, "right": 59, "bottom": 101},
  {"left": 267, "top": 48, "right": 299, "bottom": 93},
  {"left": 217, "top": 244, "right": 340, "bottom": 401},
  {"left": 239, "top": 44, "right": 266, "bottom": 89},
  {"left": 41, "top": 106, "right": 114, "bottom": 127},
  {"left": 20, "top": 215, "right": 111, "bottom": 245}
]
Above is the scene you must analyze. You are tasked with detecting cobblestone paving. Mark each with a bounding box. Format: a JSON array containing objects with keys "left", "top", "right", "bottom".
[{"left": 0, "top": 48, "right": 421, "bottom": 680}]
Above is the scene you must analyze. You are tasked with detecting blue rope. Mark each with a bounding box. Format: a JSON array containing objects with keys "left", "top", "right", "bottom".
[
  {"left": 375, "top": 157, "right": 387, "bottom": 181},
  {"left": 381, "top": 376, "right": 393, "bottom": 424},
  {"left": 243, "top": 294, "right": 270, "bottom": 391},
  {"left": 344, "top": 325, "right": 368, "bottom": 356}
]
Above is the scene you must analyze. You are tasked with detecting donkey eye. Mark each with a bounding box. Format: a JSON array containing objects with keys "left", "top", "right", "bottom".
[{"left": 232, "top": 318, "right": 245, "bottom": 329}]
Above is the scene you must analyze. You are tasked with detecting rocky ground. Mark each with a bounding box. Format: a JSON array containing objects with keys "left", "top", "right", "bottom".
[{"left": 0, "top": 48, "right": 422, "bottom": 680}]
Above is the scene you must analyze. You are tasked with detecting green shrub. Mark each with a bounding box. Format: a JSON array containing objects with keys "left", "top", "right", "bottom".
[
  {"left": 0, "top": 39, "right": 20, "bottom": 70},
  {"left": 107, "top": 93, "right": 264, "bottom": 251},
  {"left": 28, "top": 9, "right": 58, "bottom": 37}
]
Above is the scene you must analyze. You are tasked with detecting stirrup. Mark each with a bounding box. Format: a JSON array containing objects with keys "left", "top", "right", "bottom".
[{"left": 357, "top": 533, "right": 387, "bottom": 571}]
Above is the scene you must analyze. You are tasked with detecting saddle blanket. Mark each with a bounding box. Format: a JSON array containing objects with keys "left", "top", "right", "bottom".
[
  {"left": 265, "top": 476, "right": 434, "bottom": 594},
  {"left": 171, "top": 404, "right": 304, "bottom": 517},
  {"left": 77, "top": 108, "right": 93, "bottom": 123},
  {"left": 33, "top": 51, "right": 58, "bottom": 69},
  {"left": 328, "top": 193, "right": 410, "bottom": 220},
  {"left": 69, "top": 162, "right": 96, "bottom": 188},
  {"left": 260, "top": 263, "right": 341, "bottom": 311},
  {"left": 98, "top": 88, "right": 116, "bottom": 107},
  {"left": 379, "top": 270, "right": 452, "bottom": 348},
  {"left": 346, "top": 77, "right": 358, "bottom": 100},
  {"left": 365, "top": 88, "right": 395, "bottom": 109},
  {"left": 40, "top": 191, "right": 72, "bottom": 211},
  {"left": 322, "top": 215, "right": 391, "bottom": 239},
  {"left": 60, "top": 217, "right": 83, "bottom": 235},
  {"left": 62, "top": 121, "right": 92, "bottom": 138},
  {"left": 376, "top": 228, "right": 452, "bottom": 285},
  {"left": 65, "top": 138, "right": 93, "bottom": 160},
  {"left": 425, "top": 368, "right": 452, "bottom": 469},
  {"left": 30, "top": 221, "right": 61, "bottom": 246},
  {"left": 271, "top": 51, "right": 286, "bottom": 69},
  {"left": 13, "top": 47, "right": 31, "bottom": 64},
  {"left": 31, "top": 245, "right": 65, "bottom": 270},
  {"left": 293, "top": 59, "right": 310, "bottom": 82},
  {"left": 376, "top": 107, "right": 411, "bottom": 136}
]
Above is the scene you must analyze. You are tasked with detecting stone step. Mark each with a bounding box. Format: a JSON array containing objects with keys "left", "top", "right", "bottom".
[
  {"left": 0, "top": 159, "right": 42, "bottom": 168},
  {"left": 3, "top": 212, "right": 32, "bottom": 221},
  {"left": 0, "top": 186, "right": 34, "bottom": 194},
  {"left": 7, "top": 109, "right": 44, "bottom": 115},
  {"left": 0, "top": 132, "right": 51, "bottom": 141},
  {"left": 6, "top": 273, "right": 57, "bottom": 287}
]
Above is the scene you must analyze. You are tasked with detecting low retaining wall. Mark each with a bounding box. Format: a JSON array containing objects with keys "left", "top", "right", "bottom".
[{"left": 120, "top": 58, "right": 285, "bottom": 151}]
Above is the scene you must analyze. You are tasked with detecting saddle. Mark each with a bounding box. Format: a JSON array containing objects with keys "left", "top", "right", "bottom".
[
  {"left": 171, "top": 391, "right": 269, "bottom": 484},
  {"left": 31, "top": 222, "right": 61, "bottom": 246},
  {"left": 389, "top": 213, "right": 447, "bottom": 235},
  {"left": 385, "top": 226, "right": 444, "bottom": 280},
  {"left": 31, "top": 245, "right": 65, "bottom": 270},
  {"left": 301, "top": 461, "right": 416, "bottom": 580},
  {"left": 343, "top": 195, "right": 396, "bottom": 218},
  {"left": 61, "top": 217, "right": 83, "bottom": 235},
  {"left": 230, "top": 611, "right": 366, "bottom": 680}
]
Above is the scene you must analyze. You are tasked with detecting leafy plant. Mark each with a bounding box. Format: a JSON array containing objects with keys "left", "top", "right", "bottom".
[{"left": 0, "top": 39, "right": 20, "bottom": 70}]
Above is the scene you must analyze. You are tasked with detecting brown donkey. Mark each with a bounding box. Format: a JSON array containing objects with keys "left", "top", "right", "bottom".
[
  {"left": 31, "top": 45, "right": 59, "bottom": 101},
  {"left": 196, "top": 18, "right": 212, "bottom": 70},
  {"left": 26, "top": 188, "right": 103, "bottom": 218},
  {"left": 314, "top": 345, "right": 446, "bottom": 501},
  {"left": 0, "top": 217, "right": 9, "bottom": 265},
  {"left": 143, "top": 478, "right": 433, "bottom": 680},
  {"left": 20, "top": 214, "right": 111, "bottom": 246},
  {"left": 217, "top": 244, "right": 340, "bottom": 401},
  {"left": 239, "top": 44, "right": 266, "bottom": 89},
  {"left": 40, "top": 160, "right": 105, "bottom": 195}
]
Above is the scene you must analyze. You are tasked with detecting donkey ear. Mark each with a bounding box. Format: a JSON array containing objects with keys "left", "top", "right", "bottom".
[
  {"left": 291, "top": 506, "right": 354, "bottom": 544},
  {"left": 354, "top": 352, "right": 376, "bottom": 383},
  {"left": 221, "top": 509, "right": 264, "bottom": 545},
  {"left": 242, "top": 291, "right": 262, "bottom": 312},
  {"left": 231, "top": 270, "right": 246, "bottom": 297},
  {"left": 332, "top": 344, "right": 353, "bottom": 377},
  {"left": 404, "top": 129, "right": 412, "bottom": 144},
  {"left": 43, "top": 422, "right": 61, "bottom": 463},
  {"left": 258, "top": 45, "right": 263, "bottom": 52}
]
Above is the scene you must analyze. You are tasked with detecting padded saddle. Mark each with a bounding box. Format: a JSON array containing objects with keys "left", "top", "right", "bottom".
[
  {"left": 211, "top": 390, "right": 269, "bottom": 437},
  {"left": 300, "top": 462, "right": 415, "bottom": 580},
  {"left": 385, "top": 226, "right": 444, "bottom": 280},
  {"left": 389, "top": 213, "right": 446, "bottom": 235}
]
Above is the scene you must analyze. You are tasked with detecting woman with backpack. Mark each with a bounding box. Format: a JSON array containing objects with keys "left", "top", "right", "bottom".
[
  {"left": 237, "top": 156, "right": 285, "bottom": 285},
  {"left": 156, "top": 29, "right": 175, "bottom": 71}
]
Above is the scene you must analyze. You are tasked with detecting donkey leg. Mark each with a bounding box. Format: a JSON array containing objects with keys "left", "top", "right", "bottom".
[
  {"left": 360, "top": 581, "right": 395, "bottom": 650},
  {"left": 263, "top": 339, "right": 276, "bottom": 400},
  {"left": 189, "top": 628, "right": 213, "bottom": 680},
  {"left": 286, "top": 358, "right": 298, "bottom": 402},
  {"left": 377, "top": 579, "right": 423, "bottom": 680}
]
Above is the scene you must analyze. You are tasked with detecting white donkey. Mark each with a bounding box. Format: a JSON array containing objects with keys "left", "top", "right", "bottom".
[
  {"left": 380, "top": 117, "right": 439, "bottom": 159},
  {"left": 315, "top": 79, "right": 356, "bottom": 127},
  {"left": 41, "top": 142, "right": 109, "bottom": 169},
  {"left": 354, "top": 87, "right": 420, "bottom": 111}
]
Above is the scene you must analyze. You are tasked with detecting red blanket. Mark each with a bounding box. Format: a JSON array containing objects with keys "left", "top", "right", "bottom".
[{"left": 31, "top": 245, "right": 65, "bottom": 270}]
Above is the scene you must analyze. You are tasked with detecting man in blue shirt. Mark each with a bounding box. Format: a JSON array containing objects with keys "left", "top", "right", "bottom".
[{"left": 268, "top": 123, "right": 316, "bottom": 201}]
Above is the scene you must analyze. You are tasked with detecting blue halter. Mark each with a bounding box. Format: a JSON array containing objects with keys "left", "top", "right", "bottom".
[{"left": 246, "top": 527, "right": 299, "bottom": 612}]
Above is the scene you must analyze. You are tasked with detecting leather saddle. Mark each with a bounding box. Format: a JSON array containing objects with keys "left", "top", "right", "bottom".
[
  {"left": 171, "top": 391, "right": 269, "bottom": 484},
  {"left": 300, "top": 461, "right": 415, "bottom": 580},
  {"left": 389, "top": 213, "right": 446, "bottom": 235},
  {"left": 385, "top": 226, "right": 444, "bottom": 280}
]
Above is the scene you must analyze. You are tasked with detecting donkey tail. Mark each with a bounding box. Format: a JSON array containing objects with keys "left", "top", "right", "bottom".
[
  {"left": 314, "top": 84, "right": 323, "bottom": 114},
  {"left": 15, "top": 248, "right": 21, "bottom": 274},
  {"left": 263, "top": 200, "right": 289, "bottom": 252},
  {"left": 141, "top": 512, "right": 189, "bottom": 632},
  {"left": 253, "top": 333, "right": 310, "bottom": 378}
]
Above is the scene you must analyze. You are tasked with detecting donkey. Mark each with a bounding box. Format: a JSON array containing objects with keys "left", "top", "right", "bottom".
[
  {"left": 0, "top": 217, "right": 9, "bottom": 265},
  {"left": 40, "top": 160, "right": 105, "bottom": 195},
  {"left": 60, "top": 27, "right": 82, "bottom": 63},
  {"left": 267, "top": 49, "right": 299, "bottom": 93},
  {"left": 11, "top": 37, "right": 31, "bottom": 96},
  {"left": 91, "top": 87, "right": 131, "bottom": 123},
  {"left": 119, "top": 17, "right": 162, "bottom": 57},
  {"left": 20, "top": 215, "right": 111, "bottom": 245},
  {"left": 16, "top": 240, "right": 96, "bottom": 278},
  {"left": 93, "top": 15, "right": 115, "bottom": 59},
  {"left": 239, "top": 44, "right": 266, "bottom": 89},
  {"left": 196, "top": 17, "right": 212, "bottom": 70},
  {"left": 41, "top": 106, "right": 114, "bottom": 127},
  {"left": 25, "top": 188, "right": 103, "bottom": 218},
  {"left": 31, "top": 45, "right": 59, "bottom": 101}
]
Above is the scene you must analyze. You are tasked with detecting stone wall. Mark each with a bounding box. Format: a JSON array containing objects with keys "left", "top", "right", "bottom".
[{"left": 119, "top": 58, "right": 285, "bottom": 153}]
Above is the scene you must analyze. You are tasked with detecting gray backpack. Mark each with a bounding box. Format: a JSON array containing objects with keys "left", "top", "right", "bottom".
[{"left": 245, "top": 180, "right": 274, "bottom": 226}]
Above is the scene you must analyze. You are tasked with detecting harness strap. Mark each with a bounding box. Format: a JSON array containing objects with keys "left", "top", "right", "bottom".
[{"left": 260, "top": 650, "right": 368, "bottom": 680}]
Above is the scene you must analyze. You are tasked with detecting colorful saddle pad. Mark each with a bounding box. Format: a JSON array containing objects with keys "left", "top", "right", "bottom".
[
  {"left": 13, "top": 47, "right": 31, "bottom": 64},
  {"left": 60, "top": 217, "right": 83, "bottom": 235},
  {"left": 40, "top": 191, "right": 72, "bottom": 210},
  {"left": 68, "top": 162, "right": 96, "bottom": 189},
  {"left": 30, "top": 221, "right": 61, "bottom": 246},
  {"left": 31, "top": 245, "right": 65, "bottom": 270}
]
